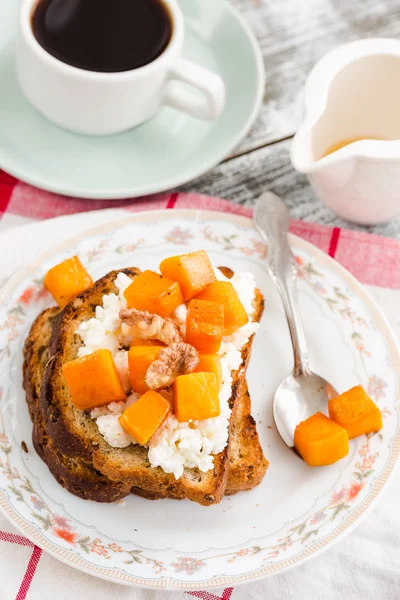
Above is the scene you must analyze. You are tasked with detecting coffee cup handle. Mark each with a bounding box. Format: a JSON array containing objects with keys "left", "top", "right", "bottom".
[{"left": 164, "top": 58, "right": 225, "bottom": 120}]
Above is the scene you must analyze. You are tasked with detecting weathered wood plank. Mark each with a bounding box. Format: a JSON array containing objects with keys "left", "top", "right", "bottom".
[
  {"left": 179, "top": 137, "right": 400, "bottom": 238},
  {"left": 179, "top": 0, "right": 400, "bottom": 238},
  {"left": 231, "top": 0, "right": 400, "bottom": 155}
]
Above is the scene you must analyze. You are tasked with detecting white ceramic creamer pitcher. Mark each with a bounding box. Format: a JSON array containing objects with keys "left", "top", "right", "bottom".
[{"left": 291, "top": 39, "right": 400, "bottom": 225}]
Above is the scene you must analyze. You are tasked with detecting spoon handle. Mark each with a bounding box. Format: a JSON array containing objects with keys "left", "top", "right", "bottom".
[{"left": 254, "top": 192, "right": 311, "bottom": 377}]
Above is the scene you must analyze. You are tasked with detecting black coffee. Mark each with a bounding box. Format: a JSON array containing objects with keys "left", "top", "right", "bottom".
[{"left": 32, "top": 0, "right": 172, "bottom": 73}]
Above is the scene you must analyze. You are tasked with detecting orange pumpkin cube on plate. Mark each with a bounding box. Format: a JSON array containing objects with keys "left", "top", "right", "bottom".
[
  {"left": 63, "top": 349, "right": 126, "bottom": 410},
  {"left": 186, "top": 299, "right": 224, "bottom": 353},
  {"left": 294, "top": 412, "right": 349, "bottom": 466},
  {"left": 173, "top": 372, "right": 220, "bottom": 422},
  {"left": 128, "top": 345, "right": 163, "bottom": 393},
  {"left": 328, "top": 385, "right": 382, "bottom": 439},
  {"left": 124, "top": 270, "right": 183, "bottom": 317},
  {"left": 160, "top": 250, "right": 216, "bottom": 301},
  {"left": 195, "top": 281, "right": 248, "bottom": 335},
  {"left": 119, "top": 390, "right": 170, "bottom": 445},
  {"left": 193, "top": 353, "right": 223, "bottom": 390},
  {"left": 44, "top": 256, "right": 93, "bottom": 308}
]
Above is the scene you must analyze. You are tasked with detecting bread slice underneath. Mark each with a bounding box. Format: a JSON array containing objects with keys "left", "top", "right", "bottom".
[
  {"left": 24, "top": 308, "right": 267, "bottom": 503},
  {"left": 26, "top": 268, "right": 265, "bottom": 505},
  {"left": 23, "top": 307, "right": 131, "bottom": 502}
]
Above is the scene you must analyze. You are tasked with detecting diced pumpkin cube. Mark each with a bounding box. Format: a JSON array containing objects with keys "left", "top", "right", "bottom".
[
  {"left": 195, "top": 281, "right": 248, "bottom": 335},
  {"left": 119, "top": 390, "right": 170, "bottom": 445},
  {"left": 44, "top": 256, "right": 93, "bottom": 308},
  {"left": 124, "top": 270, "right": 183, "bottom": 317},
  {"left": 63, "top": 349, "right": 126, "bottom": 410},
  {"left": 194, "top": 353, "right": 223, "bottom": 390},
  {"left": 294, "top": 412, "right": 349, "bottom": 466},
  {"left": 173, "top": 372, "right": 220, "bottom": 422},
  {"left": 160, "top": 250, "right": 216, "bottom": 301},
  {"left": 328, "top": 385, "right": 382, "bottom": 439},
  {"left": 186, "top": 299, "right": 224, "bottom": 353},
  {"left": 128, "top": 345, "right": 163, "bottom": 394}
]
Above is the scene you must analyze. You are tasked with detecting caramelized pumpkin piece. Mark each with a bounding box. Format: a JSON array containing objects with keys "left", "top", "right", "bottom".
[
  {"left": 186, "top": 299, "right": 224, "bottom": 353},
  {"left": 128, "top": 345, "right": 163, "bottom": 394},
  {"left": 124, "top": 270, "right": 183, "bottom": 317},
  {"left": 119, "top": 390, "right": 170, "bottom": 445},
  {"left": 160, "top": 250, "right": 216, "bottom": 301},
  {"left": 328, "top": 385, "right": 382, "bottom": 439},
  {"left": 294, "top": 412, "right": 349, "bottom": 466},
  {"left": 195, "top": 281, "right": 248, "bottom": 335},
  {"left": 194, "top": 353, "right": 223, "bottom": 390},
  {"left": 44, "top": 256, "right": 93, "bottom": 308},
  {"left": 173, "top": 372, "right": 220, "bottom": 422},
  {"left": 63, "top": 349, "right": 126, "bottom": 410}
]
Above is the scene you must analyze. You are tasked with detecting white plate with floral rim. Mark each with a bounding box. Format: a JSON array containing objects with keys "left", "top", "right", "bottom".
[{"left": 0, "top": 209, "right": 399, "bottom": 591}]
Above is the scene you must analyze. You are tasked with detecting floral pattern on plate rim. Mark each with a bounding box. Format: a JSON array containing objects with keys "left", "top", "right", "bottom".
[{"left": 0, "top": 216, "right": 398, "bottom": 585}]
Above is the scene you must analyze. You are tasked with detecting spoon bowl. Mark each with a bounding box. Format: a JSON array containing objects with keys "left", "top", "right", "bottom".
[
  {"left": 254, "top": 192, "right": 338, "bottom": 457},
  {"left": 273, "top": 373, "right": 338, "bottom": 450}
]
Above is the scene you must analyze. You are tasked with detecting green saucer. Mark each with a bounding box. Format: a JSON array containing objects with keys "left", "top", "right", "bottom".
[{"left": 0, "top": 0, "right": 264, "bottom": 199}]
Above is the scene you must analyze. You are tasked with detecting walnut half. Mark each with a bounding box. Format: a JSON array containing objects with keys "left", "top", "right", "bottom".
[
  {"left": 119, "top": 308, "right": 182, "bottom": 345},
  {"left": 145, "top": 342, "right": 199, "bottom": 390}
]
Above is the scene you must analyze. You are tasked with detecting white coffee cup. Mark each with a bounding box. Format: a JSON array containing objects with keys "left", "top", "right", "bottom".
[{"left": 16, "top": 0, "right": 226, "bottom": 135}]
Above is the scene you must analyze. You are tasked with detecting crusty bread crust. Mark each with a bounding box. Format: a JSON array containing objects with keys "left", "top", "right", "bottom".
[
  {"left": 23, "top": 308, "right": 131, "bottom": 502},
  {"left": 41, "top": 268, "right": 141, "bottom": 462},
  {"left": 24, "top": 268, "right": 267, "bottom": 505},
  {"left": 225, "top": 382, "right": 268, "bottom": 495}
]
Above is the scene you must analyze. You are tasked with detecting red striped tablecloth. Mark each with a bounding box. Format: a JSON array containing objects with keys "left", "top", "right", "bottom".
[{"left": 1, "top": 171, "right": 400, "bottom": 289}]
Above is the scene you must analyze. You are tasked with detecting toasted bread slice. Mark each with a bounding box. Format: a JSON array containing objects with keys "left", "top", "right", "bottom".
[
  {"left": 29, "top": 268, "right": 264, "bottom": 506},
  {"left": 24, "top": 309, "right": 267, "bottom": 502},
  {"left": 131, "top": 380, "right": 268, "bottom": 501},
  {"left": 23, "top": 308, "right": 131, "bottom": 502},
  {"left": 225, "top": 381, "right": 268, "bottom": 495}
]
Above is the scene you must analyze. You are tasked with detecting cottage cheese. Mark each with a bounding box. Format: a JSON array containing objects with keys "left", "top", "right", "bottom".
[
  {"left": 76, "top": 272, "right": 133, "bottom": 358},
  {"left": 113, "top": 350, "right": 130, "bottom": 393},
  {"left": 75, "top": 266, "right": 258, "bottom": 479},
  {"left": 223, "top": 321, "right": 260, "bottom": 350},
  {"left": 232, "top": 271, "right": 257, "bottom": 315},
  {"left": 96, "top": 414, "right": 134, "bottom": 448},
  {"left": 90, "top": 393, "right": 141, "bottom": 447},
  {"left": 90, "top": 401, "right": 126, "bottom": 418},
  {"left": 213, "top": 266, "right": 229, "bottom": 281}
]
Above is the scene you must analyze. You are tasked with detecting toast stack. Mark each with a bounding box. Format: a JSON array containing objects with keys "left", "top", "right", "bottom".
[{"left": 23, "top": 267, "right": 267, "bottom": 505}]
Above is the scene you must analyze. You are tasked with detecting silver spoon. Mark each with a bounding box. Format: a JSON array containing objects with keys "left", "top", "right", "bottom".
[{"left": 254, "top": 192, "right": 338, "bottom": 453}]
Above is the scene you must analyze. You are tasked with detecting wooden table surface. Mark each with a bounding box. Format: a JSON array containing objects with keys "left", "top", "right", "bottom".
[{"left": 181, "top": 0, "right": 400, "bottom": 238}]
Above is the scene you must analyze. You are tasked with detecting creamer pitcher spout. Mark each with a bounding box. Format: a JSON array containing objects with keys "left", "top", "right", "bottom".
[
  {"left": 290, "top": 116, "right": 330, "bottom": 174},
  {"left": 290, "top": 109, "right": 358, "bottom": 174}
]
